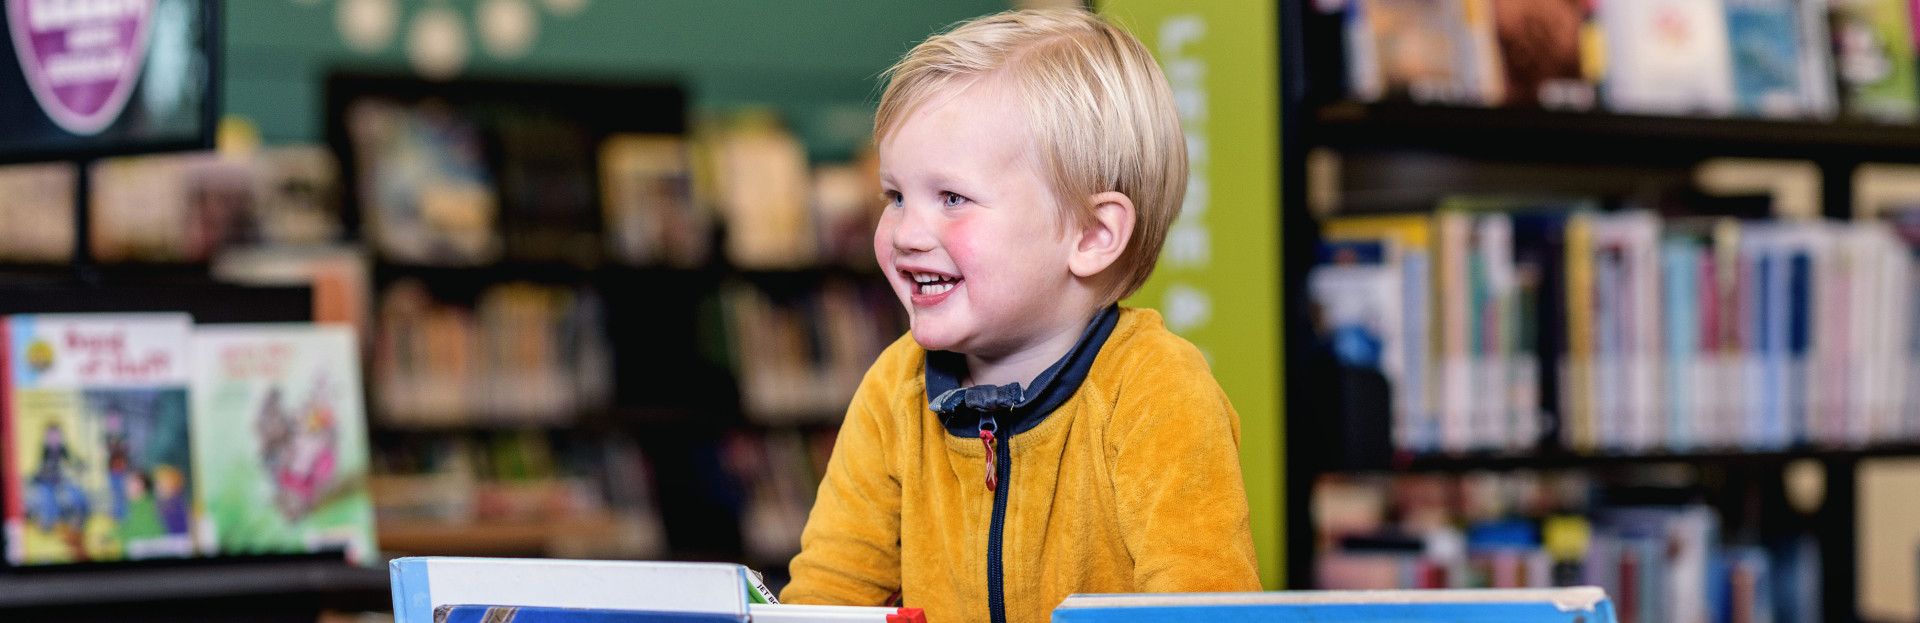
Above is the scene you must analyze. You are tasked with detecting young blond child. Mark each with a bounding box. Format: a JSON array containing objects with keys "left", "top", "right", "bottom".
[{"left": 780, "top": 9, "right": 1260, "bottom": 623}]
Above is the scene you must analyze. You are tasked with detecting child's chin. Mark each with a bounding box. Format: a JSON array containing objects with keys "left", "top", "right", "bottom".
[{"left": 908, "top": 324, "right": 964, "bottom": 353}]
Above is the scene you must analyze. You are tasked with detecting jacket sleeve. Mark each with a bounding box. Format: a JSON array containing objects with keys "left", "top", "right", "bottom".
[
  {"left": 1107, "top": 349, "right": 1263, "bottom": 592},
  {"left": 779, "top": 363, "right": 904, "bottom": 605}
]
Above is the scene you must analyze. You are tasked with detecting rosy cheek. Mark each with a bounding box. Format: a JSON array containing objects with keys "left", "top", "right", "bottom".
[
  {"left": 873, "top": 210, "right": 898, "bottom": 268},
  {"left": 943, "top": 216, "right": 977, "bottom": 273}
]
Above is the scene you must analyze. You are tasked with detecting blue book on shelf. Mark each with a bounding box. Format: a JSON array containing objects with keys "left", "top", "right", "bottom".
[
  {"left": 1052, "top": 587, "right": 1615, "bottom": 623},
  {"left": 1774, "top": 249, "right": 1804, "bottom": 448},
  {"left": 1726, "top": 0, "right": 1808, "bottom": 117},
  {"left": 1758, "top": 250, "right": 1790, "bottom": 449},
  {"left": 1662, "top": 239, "right": 1700, "bottom": 451}
]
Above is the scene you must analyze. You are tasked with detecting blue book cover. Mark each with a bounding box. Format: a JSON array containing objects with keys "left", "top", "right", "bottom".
[
  {"left": 1725, "top": 0, "right": 1807, "bottom": 117},
  {"left": 1662, "top": 239, "right": 1701, "bottom": 451},
  {"left": 438, "top": 605, "right": 741, "bottom": 623},
  {"left": 1052, "top": 587, "right": 1616, "bottom": 623}
]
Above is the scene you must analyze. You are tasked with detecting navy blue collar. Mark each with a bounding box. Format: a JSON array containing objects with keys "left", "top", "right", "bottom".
[{"left": 925, "top": 306, "right": 1120, "bottom": 438}]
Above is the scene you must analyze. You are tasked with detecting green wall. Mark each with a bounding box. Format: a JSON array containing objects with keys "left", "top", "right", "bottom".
[
  {"left": 1104, "top": 0, "right": 1285, "bottom": 589},
  {"left": 223, "top": 0, "right": 1006, "bottom": 159}
]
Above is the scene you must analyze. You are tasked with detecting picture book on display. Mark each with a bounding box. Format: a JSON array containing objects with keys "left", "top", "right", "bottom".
[
  {"left": 2, "top": 313, "right": 198, "bottom": 565},
  {"left": 1599, "top": 0, "right": 1736, "bottom": 116},
  {"left": 1724, "top": 0, "right": 1837, "bottom": 118},
  {"left": 190, "top": 324, "right": 376, "bottom": 563},
  {"left": 1491, "top": 0, "right": 1597, "bottom": 110},
  {"left": 1344, "top": 0, "right": 1505, "bottom": 106}
]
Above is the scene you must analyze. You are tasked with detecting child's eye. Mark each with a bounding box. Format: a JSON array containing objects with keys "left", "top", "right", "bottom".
[
  {"left": 881, "top": 190, "right": 903, "bottom": 208},
  {"left": 940, "top": 192, "right": 968, "bottom": 208}
]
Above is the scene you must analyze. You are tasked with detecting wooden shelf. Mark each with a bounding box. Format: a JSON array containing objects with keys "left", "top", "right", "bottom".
[
  {"left": 1316, "top": 443, "right": 1920, "bottom": 474},
  {"left": 1308, "top": 102, "right": 1920, "bottom": 164},
  {"left": 377, "top": 515, "right": 626, "bottom": 557}
]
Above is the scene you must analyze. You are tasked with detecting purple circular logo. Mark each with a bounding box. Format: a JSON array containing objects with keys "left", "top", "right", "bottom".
[{"left": 7, "top": 0, "right": 154, "bottom": 136}]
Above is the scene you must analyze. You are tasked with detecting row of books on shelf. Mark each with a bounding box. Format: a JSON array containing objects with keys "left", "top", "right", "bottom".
[
  {"left": 346, "top": 98, "right": 880, "bottom": 269},
  {"left": 366, "top": 275, "right": 900, "bottom": 428},
  {"left": 0, "top": 108, "right": 881, "bottom": 271},
  {"left": 1328, "top": 0, "right": 1920, "bottom": 123},
  {"left": 371, "top": 431, "right": 667, "bottom": 560},
  {"left": 1313, "top": 205, "right": 1920, "bottom": 455},
  {"left": 371, "top": 279, "right": 613, "bottom": 427},
  {"left": 1316, "top": 472, "right": 1819, "bottom": 623},
  {"left": 0, "top": 145, "right": 338, "bottom": 264},
  {"left": 0, "top": 313, "right": 376, "bottom": 567},
  {"left": 722, "top": 280, "right": 902, "bottom": 423}
]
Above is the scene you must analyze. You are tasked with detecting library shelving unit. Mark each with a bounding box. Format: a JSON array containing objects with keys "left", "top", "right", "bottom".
[
  {"left": 0, "top": 276, "right": 393, "bottom": 621},
  {"left": 325, "top": 73, "right": 903, "bottom": 585},
  {"left": 1276, "top": 4, "right": 1920, "bottom": 622}
]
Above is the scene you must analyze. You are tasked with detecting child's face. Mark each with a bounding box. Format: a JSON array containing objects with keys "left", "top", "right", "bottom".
[{"left": 876, "top": 77, "right": 1086, "bottom": 358}]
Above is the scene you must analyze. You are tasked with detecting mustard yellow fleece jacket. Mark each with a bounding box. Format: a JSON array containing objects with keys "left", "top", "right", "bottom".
[{"left": 781, "top": 306, "right": 1261, "bottom": 623}]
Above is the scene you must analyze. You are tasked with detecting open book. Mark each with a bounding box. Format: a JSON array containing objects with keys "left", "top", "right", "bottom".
[
  {"left": 1053, "top": 587, "right": 1614, "bottom": 622},
  {"left": 389, "top": 557, "right": 924, "bottom": 623}
]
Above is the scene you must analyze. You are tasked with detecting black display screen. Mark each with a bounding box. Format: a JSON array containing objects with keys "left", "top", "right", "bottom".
[{"left": 0, "top": 0, "right": 217, "bottom": 163}]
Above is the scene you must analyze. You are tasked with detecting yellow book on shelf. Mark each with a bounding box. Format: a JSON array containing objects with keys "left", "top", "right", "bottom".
[{"left": 1563, "top": 214, "right": 1596, "bottom": 453}]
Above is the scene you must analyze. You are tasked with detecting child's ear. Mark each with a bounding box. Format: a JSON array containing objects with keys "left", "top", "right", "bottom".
[{"left": 1069, "top": 191, "right": 1136, "bottom": 279}]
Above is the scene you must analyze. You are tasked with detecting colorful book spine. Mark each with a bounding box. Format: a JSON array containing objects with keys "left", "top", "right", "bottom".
[
  {"left": 1662, "top": 238, "right": 1701, "bottom": 451},
  {"left": 1563, "top": 214, "right": 1597, "bottom": 453}
]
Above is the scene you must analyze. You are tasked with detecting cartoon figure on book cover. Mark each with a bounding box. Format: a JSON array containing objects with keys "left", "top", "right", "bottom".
[
  {"left": 24, "top": 424, "right": 88, "bottom": 553},
  {"left": 5, "top": 314, "right": 197, "bottom": 565},
  {"left": 256, "top": 381, "right": 341, "bottom": 520}
]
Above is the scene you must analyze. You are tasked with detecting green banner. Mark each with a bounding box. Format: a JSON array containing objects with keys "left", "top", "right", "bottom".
[{"left": 1102, "top": 0, "right": 1285, "bottom": 589}]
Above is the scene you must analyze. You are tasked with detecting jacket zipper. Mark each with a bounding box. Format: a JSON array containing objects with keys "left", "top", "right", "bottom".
[{"left": 981, "top": 414, "right": 1010, "bottom": 623}]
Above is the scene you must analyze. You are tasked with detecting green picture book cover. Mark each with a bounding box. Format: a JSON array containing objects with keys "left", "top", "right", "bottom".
[
  {"left": 1833, "top": 0, "right": 1919, "bottom": 122},
  {"left": 190, "top": 324, "right": 375, "bottom": 563}
]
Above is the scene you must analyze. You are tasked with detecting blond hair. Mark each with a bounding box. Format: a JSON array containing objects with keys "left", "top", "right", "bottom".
[{"left": 875, "top": 9, "right": 1187, "bottom": 305}]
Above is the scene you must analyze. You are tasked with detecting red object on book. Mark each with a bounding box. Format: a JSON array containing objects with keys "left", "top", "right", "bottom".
[{"left": 888, "top": 607, "right": 927, "bottom": 623}]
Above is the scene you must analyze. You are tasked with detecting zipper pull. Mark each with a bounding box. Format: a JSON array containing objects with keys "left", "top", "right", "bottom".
[{"left": 978, "top": 415, "right": 998, "bottom": 491}]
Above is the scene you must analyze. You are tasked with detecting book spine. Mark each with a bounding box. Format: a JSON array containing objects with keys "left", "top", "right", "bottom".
[
  {"left": 1440, "top": 212, "right": 1473, "bottom": 453},
  {"left": 1664, "top": 240, "right": 1699, "bottom": 451},
  {"left": 0, "top": 316, "right": 13, "bottom": 566},
  {"left": 1564, "top": 215, "right": 1597, "bottom": 452}
]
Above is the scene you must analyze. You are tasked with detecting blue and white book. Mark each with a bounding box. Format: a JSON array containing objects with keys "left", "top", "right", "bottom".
[
  {"left": 390, "top": 557, "right": 914, "bottom": 623},
  {"left": 434, "top": 604, "right": 918, "bottom": 623},
  {"left": 1052, "top": 587, "right": 1615, "bottom": 623}
]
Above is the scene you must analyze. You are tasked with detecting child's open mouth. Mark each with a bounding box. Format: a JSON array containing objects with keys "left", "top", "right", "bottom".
[{"left": 905, "top": 270, "right": 962, "bottom": 305}]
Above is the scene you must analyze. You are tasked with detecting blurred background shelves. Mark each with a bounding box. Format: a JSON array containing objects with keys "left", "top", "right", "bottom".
[
  {"left": 1310, "top": 102, "right": 1920, "bottom": 164},
  {"left": 1284, "top": 1, "right": 1920, "bottom": 621}
]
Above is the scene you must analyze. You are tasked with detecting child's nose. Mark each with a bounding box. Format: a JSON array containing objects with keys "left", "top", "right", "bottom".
[{"left": 891, "top": 203, "right": 939, "bottom": 253}]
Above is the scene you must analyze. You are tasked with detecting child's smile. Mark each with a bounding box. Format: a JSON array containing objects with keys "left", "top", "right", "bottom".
[{"left": 903, "top": 268, "right": 961, "bottom": 305}]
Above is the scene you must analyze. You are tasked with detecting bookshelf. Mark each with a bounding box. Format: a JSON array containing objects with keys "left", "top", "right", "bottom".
[
  {"left": 315, "top": 73, "right": 903, "bottom": 585},
  {"left": 1277, "top": 3, "right": 1920, "bottom": 622}
]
